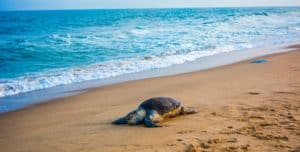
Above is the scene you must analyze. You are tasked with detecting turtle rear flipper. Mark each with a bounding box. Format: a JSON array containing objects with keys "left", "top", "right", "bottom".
[{"left": 181, "top": 107, "right": 198, "bottom": 115}]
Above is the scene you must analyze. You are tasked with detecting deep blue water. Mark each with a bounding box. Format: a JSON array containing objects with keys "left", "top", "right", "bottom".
[{"left": 1, "top": 7, "right": 300, "bottom": 97}]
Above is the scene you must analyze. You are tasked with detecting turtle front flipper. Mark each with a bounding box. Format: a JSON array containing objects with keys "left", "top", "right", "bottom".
[
  {"left": 144, "top": 110, "right": 163, "bottom": 128},
  {"left": 112, "top": 117, "right": 127, "bottom": 125},
  {"left": 144, "top": 116, "right": 162, "bottom": 127}
]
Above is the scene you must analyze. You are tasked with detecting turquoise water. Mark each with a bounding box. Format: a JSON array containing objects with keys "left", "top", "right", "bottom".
[{"left": 1, "top": 7, "right": 300, "bottom": 98}]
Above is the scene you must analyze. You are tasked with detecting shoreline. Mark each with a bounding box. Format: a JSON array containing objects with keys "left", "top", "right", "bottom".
[
  {"left": 0, "top": 41, "right": 299, "bottom": 113},
  {"left": 0, "top": 45, "right": 299, "bottom": 151}
]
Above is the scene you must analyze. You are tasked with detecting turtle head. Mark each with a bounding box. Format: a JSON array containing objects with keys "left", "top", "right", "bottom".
[{"left": 112, "top": 108, "right": 146, "bottom": 125}]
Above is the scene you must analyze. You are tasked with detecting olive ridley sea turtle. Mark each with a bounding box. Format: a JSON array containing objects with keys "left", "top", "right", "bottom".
[{"left": 112, "top": 97, "right": 198, "bottom": 127}]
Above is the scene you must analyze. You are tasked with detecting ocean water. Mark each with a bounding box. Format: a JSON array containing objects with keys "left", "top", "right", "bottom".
[{"left": 1, "top": 7, "right": 300, "bottom": 98}]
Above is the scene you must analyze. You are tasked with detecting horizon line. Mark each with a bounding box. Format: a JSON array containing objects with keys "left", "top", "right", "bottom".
[{"left": 1, "top": 5, "right": 300, "bottom": 12}]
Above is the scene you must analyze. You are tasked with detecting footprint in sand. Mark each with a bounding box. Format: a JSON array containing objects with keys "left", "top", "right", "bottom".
[
  {"left": 177, "top": 130, "right": 196, "bottom": 134},
  {"left": 274, "top": 91, "right": 297, "bottom": 95},
  {"left": 248, "top": 115, "right": 265, "bottom": 120},
  {"left": 248, "top": 91, "right": 260, "bottom": 95},
  {"left": 289, "top": 146, "right": 300, "bottom": 152},
  {"left": 183, "top": 137, "right": 249, "bottom": 152}
]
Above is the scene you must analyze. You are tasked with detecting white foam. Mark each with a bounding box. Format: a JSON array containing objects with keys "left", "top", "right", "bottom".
[
  {"left": 131, "top": 29, "right": 151, "bottom": 35},
  {"left": 0, "top": 46, "right": 236, "bottom": 97}
]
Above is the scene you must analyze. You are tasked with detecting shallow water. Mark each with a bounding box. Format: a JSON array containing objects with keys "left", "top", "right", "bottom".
[{"left": 1, "top": 7, "right": 300, "bottom": 98}]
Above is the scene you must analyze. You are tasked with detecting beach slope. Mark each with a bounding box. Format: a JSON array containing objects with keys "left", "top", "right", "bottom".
[{"left": 0, "top": 46, "right": 300, "bottom": 152}]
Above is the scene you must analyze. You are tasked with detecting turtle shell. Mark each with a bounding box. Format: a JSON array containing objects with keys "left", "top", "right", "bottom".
[{"left": 139, "top": 97, "right": 181, "bottom": 115}]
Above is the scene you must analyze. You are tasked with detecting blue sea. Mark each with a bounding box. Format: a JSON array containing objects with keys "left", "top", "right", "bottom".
[{"left": 1, "top": 7, "right": 300, "bottom": 112}]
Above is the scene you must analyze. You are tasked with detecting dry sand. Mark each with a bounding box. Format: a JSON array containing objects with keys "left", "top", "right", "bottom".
[{"left": 0, "top": 45, "right": 300, "bottom": 152}]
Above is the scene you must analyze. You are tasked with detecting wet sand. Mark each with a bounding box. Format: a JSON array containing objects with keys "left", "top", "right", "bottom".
[{"left": 0, "top": 45, "right": 300, "bottom": 152}]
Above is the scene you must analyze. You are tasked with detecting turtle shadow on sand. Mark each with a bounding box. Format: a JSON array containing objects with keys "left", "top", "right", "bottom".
[{"left": 112, "top": 97, "right": 198, "bottom": 128}]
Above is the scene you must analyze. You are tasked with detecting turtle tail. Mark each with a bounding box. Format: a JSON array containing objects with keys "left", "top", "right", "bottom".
[{"left": 180, "top": 107, "right": 198, "bottom": 115}]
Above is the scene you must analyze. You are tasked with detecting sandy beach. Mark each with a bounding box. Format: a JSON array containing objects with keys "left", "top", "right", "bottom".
[{"left": 0, "top": 45, "right": 300, "bottom": 152}]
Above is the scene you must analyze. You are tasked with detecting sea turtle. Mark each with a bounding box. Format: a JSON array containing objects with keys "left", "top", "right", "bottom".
[{"left": 112, "top": 97, "right": 198, "bottom": 127}]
